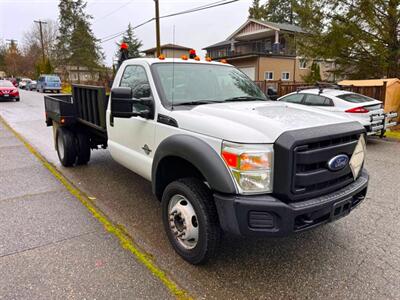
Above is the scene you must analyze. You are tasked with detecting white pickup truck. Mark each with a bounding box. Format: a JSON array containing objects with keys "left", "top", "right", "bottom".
[{"left": 44, "top": 58, "right": 369, "bottom": 264}]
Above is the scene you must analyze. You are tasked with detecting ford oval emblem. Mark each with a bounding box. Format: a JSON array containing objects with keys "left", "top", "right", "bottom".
[{"left": 327, "top": 154, "right": 349, "bottom": 171}]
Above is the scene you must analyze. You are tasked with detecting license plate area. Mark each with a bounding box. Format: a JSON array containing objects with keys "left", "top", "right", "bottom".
[{"left": 330, "top": 198, "right": 352, "bottom": 221}]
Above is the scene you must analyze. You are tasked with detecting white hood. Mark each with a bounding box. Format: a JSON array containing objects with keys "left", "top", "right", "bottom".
[{"left": 171, "top": 101, "right": 354, "bottom": 143}]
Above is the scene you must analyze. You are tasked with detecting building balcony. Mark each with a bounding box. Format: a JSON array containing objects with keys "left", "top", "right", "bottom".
[{"left": 208, "top": 43, "right": 296, "bottom": 60}]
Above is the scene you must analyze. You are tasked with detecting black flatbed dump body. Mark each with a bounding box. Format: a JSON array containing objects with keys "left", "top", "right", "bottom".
[{"left": 44, "top": 84, "right": 108, "bottom": 147}]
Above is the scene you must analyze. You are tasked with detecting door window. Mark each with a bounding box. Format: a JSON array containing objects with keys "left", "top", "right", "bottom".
[
  {"left": 280, "top": 93, "right": 304, "bottom": 104},
  {"left": 120, "top": 65, "right": 151, "bottom": 99},
  {"left": 304, "top": 94, "right": 334, "bottom": 106}
]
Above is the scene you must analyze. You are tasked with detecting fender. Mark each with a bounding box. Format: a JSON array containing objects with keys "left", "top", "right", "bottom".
[{"left": 152, "top": 134, "right": 237, "bottom": 196}]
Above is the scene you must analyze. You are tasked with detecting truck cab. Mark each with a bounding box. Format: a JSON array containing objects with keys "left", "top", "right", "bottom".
[{"left": 45, "top": 58, "right": 369, "bottom": 264}]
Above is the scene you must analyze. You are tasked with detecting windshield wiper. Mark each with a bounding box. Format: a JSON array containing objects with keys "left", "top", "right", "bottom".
[
  {"left": 173, "top": 100, "right": 222, "bottom": 106},
  {"left": 223, "top": 96, "right": 266, "bottom": 102}
]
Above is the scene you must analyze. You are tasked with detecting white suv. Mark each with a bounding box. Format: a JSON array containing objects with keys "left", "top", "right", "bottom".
[{"left": 278, "top": 88, "right": 398, "bottom": 136}]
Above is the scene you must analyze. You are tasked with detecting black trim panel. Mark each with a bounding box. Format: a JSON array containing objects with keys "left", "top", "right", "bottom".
[
  {"left": 157, "top": 114, "right": 178, "bottom": 127},
  {"left": 214, "top": 169, "right": 368, "bottom": 237},
  {"left": 152, "top": 134, "right": 236, "bottom": 196}
]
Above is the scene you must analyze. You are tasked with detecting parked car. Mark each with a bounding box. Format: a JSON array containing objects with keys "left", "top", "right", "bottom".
[
  {"left": 278, "top": 87, "right": 398, "bottom": 136},
  {"left": 18, "top": 78, "right": 32, "bottom": 89},
  {"left": 5, "top": 78, "right": 18, "bottom": 87},
  {"left": 26, "top": 80, "right": 37, "bottom": 91},
  {"left": 44, "top": 58, "right": 369, "bottom": 264},
  {"left": 36, "top": 75, "right": 61, "bottom": 93},
  {"left": 0, "top": 80, "right": 20, "bottom": 101}
]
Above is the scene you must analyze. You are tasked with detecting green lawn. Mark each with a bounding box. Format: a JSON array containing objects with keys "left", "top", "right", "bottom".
[{"left": 386, "top": 130, "right": 400, "bottom": 140}]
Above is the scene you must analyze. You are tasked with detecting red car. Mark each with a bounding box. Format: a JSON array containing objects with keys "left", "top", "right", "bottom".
[
  {"left": 5, "top": 77, "right": 18, "bottom": 87},
  {"left": 0, "top": 80, "right": 20, "bottom": 101}
]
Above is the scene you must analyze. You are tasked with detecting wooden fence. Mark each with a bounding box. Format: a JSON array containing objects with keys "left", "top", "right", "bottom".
[{"left": 254, "top": 80, "right": 387, "bottom": 103}]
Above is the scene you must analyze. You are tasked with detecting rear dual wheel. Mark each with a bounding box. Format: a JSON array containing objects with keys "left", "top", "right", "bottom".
[{"left": 56, "top": 127, "right": 91, "bottom": 167}]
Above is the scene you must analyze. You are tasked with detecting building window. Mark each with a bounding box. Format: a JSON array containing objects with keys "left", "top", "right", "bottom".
[
  {"left": 299, "top": 59, "right": 307, "bottom": 69},
  {"left": 264, "top": 71, "right": 274, "bottom": 80},
  {"left": 282, "top": 72, "right": 290, "bottom": 81}
]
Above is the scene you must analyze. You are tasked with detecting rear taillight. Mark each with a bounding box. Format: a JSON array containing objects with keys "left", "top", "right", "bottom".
[{"left": 345, "top": 106, "right": 369, "bottom": 113}]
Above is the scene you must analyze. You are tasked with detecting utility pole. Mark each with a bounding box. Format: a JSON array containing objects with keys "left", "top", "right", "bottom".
[
  {"left": 5, "top": 39, "right": 18, "bottom": 49},
  {"left": 154, "top": 0, "right": 161, "bottom": 57},
  {"left": 34, "top": 20, "right": 47, "bottom": 63}
]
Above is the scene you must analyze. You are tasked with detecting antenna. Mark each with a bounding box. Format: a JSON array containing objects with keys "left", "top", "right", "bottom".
[{"left": 171, "top": 24, "right": 176, "bottom": 110}]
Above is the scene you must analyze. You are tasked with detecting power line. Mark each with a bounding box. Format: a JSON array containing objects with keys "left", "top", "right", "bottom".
[
  {"left": 93, "top": 0, "right": 135, "bottom": 24},
  {"left": 99, "top": 0, "right": 240, "bottom": 44},
  {"left": 63, "top": 0, "right": 241, "bottom": 56}
]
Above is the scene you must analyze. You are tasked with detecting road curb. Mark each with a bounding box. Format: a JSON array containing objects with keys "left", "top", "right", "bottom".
[{"left": 0, "top": 116, "right": 192, "bottom": 300}]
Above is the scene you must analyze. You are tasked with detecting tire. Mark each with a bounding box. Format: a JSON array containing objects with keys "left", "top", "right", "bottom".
[
  {"left": 162, "top": 178, "right": 221, "bottom": 265},
  {"left": 15, "top": 98, "right": 20, "bottom": 102},
  {"left": 75, "top": 132, "right": 91, "bottom": 165},
  {"left": 56, "top": 127, "right": 77, "bottom": 167}
]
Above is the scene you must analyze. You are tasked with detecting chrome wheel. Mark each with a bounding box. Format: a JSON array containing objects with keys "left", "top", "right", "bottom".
[
  {"left": 57, "top": 132, "right": 64, "bottom": 160},
  {"left": 168, "top": 194, "right": 199, "bottom": 249}
]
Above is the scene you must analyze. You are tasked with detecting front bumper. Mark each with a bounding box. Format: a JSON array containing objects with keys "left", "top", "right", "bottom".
[{"left": 214, "top": 170, "right": 369, "bottom": 237}]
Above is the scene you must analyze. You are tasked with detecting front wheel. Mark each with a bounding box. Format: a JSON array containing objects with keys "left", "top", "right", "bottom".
[{"left": 162, "top": 178, "right": 221, "bottom": 265}]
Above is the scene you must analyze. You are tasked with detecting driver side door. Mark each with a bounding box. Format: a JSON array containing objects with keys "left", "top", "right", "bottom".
[{"left": 107, "top": 65, "right": 156, "bottom": 180}]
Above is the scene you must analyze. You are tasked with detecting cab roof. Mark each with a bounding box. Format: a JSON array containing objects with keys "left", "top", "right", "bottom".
[{"left": 123, "top": 57, "right": 231, "bottom": 66}]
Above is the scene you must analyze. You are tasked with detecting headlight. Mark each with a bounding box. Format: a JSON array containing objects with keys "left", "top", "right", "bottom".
[{"left": 221, "top": 142, "right": 273, "bottom": 194}]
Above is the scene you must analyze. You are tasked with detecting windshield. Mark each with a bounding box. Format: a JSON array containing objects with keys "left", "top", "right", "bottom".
[
  {"left": 47, "top": 76, "right": 60, "bottom": 82},
  {"left": 152, "top": 63, "right": 267, "bottom": 106},
  {"left": 337, "top": 93, "right": 376, "bottom": 103},
  {"left": 0, "top": 80, "right": 14, "bottom": 87}
]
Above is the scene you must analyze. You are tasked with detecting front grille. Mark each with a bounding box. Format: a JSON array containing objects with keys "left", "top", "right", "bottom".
[
  {"left": 273, "top": 123, "right": 365, "bottom": 202},
  {"left": 293, "top": 133, "right": 359, "bottom": 198}
]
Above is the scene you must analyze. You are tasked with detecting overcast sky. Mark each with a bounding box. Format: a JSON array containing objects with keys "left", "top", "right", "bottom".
[{"left": 0, "top": 0, "right": 252, "bottom": 66}]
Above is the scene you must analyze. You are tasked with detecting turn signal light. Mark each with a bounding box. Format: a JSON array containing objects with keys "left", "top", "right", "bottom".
[
  {"left": 205, "top": 57, "right": 212, "bottom": 62},
  {"left": 220, "top": 59, "right": 228, "bottom": 64},
  {"left": 158, "top": 54, "right": 166, "bottom": 60},
  {"left": 181, "top": 55, "right": 188, "bottom": 60},
  {"left": 345, "top": 107, "right": 369, "bottom": 113},
  {"left": 222, "top": 151, "right": 238, "bottom": 168},
  {"left": 194, "top": 56, "right": 200, "bottom": 61}
]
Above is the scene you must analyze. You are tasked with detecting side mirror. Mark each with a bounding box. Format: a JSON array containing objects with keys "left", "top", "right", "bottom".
[{"left": 111, "top": 87, "right": 152, "bottom": 119}]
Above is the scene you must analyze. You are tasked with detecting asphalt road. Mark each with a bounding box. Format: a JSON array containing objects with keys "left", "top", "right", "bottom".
[{"left": 1, "top": 89, "right": 400, "bottom": 299}]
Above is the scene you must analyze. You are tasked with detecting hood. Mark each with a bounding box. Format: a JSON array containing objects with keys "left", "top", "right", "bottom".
[{"left": 171, "top": 101, "right": 355, "bottom": 143}]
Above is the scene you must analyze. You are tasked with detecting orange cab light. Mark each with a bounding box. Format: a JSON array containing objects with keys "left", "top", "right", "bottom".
[
  {"left": 194, "top": 56, "right": 200, "bottom": 61},
  {"left": 205, "top": 57, "right": 212, "bottom": 62},
  {"left": 60, "top": 118, "right": 65, "bottom": 124},
  {"left": 220, "top": 59, "right": 228, "bottom": 64},
  {"left": 181, "top": 55, "right": 188, "bottom": 60},
  {"left": 158, "top": 54, "right": 166, "bottom": 60},
  {"left": 222, "top": 151, "right": 238, "bottom": 168}
]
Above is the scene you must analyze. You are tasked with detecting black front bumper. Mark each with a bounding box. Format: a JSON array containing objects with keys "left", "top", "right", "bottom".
[{"left": 214, "top": 170, "right": 369, "bottom": 237}]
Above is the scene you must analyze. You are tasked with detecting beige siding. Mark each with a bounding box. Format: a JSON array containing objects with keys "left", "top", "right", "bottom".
[
  {"left": 258, "top": 57, "right": 298, "bottom": 81},
  {"left": 226, "top": 57, "right": 259, "bottom": 79},
  {"left": 145, "top": 49, "right": 189, "bottom": 58}
]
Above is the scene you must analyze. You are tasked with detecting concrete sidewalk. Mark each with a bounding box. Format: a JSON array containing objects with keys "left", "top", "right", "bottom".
[{"left": 0, "top": 121, "right": 172, "bottom": 299}]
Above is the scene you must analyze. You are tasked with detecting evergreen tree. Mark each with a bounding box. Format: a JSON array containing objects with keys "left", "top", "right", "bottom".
[
  {"left": 55, "top": 0, "right": 103, "bottom": 71},
  {"left": 70, "top": 19, "right": 102, "bottom": 69},
  {"left": 248, "top": 0, "right": 266, "bottom": 20},
  {"left": 298, "top": 0, "right": 400, "bottom": 79},
  {"left": 248, "top": 0, "right": 298, "bottom": 24},
  {"left": 303, "top": 61, "right": 321, "bottom": 83},
  {"left": 116, "top": 23, "right": 143, "bottom": 58}
]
